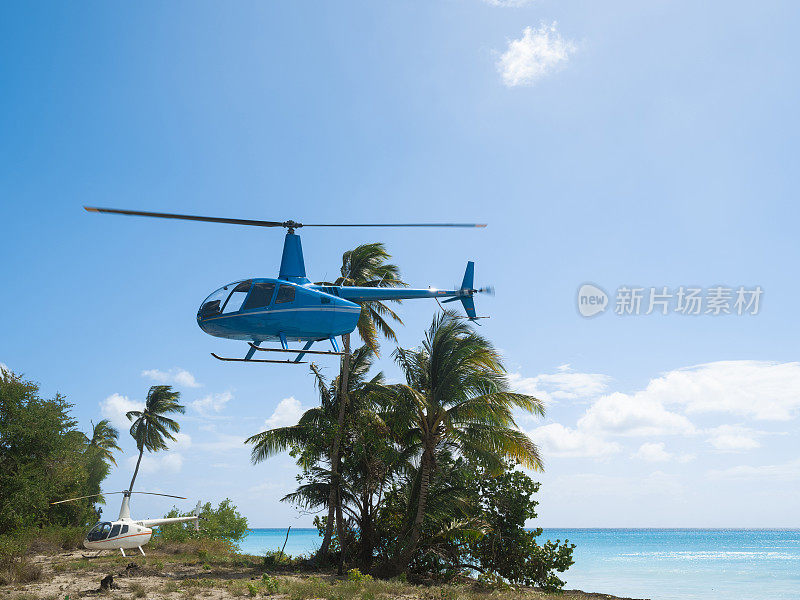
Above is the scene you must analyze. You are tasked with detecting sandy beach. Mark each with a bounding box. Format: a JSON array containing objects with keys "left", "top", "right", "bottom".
[{"left": 0, "top": 548, "right": 645, "bottom": 600}]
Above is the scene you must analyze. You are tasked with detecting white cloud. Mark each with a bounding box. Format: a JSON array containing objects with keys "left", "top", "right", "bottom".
[
  {"left": 633, "top": 442, "right": 672, "bottom": 462},
  {"left": 708, "top": 458, "right": 800, "bottom": 482},
  {"left": 192, "top": 391, "right": 233, "bottom": 415},
  {"left": 497, "top": 23, "right": 576, "bottom": 87},
  {"left": 141, "top": 368, "right": 201, "bottom": 388},
  {"left": 264, "top": 397, "right": 306, "bottom": 429},
  {"left": 562, "top": 360, "right": 800, "bottom": 439},
  {"left": 126, "top": 452, "right": 184, "bottom": 475},
  {"left": 633, "top": 442, "right": 695, "bottom": 463},
  {"left": 509, "top": 366, "right": 610, "bottom": 404},
  {"left": 642, "top": 361, "right": 800, "bottom": 421},
  {"left": 578, "top": 392, "right": 696, "bottom": 437},
  {"left": 706, "top": 425, "right": 761, "bottom": 452},
  {"left": 529, "top": 423, "right": 621, "bottom": 459},
  {"left": 170, "top": 432, "right": 192, "bottom": 450},
  {"left": 100, "top": 393, "right": 145, "bottom": 430}
]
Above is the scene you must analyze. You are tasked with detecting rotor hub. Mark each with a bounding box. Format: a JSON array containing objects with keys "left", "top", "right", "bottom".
[{"left": 282, "top": 220, "right": 303, "bottom": 233}]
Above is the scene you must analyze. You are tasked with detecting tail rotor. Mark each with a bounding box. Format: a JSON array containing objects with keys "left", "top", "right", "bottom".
[{"left": 441, "top": 262, "right": 492, "bottom": 321}]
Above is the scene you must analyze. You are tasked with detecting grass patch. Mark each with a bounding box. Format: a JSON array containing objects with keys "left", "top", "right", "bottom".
[
  {"left": 0, "top": 535, "right": 42, "bottom": 585},
  {"left": 151, "top": 537, "right": 236, "bottom": 557},
  {"left": 129, "top": 582, "right": 148, "bottom": 598},
  {"left": 0, "top": 559, "right": 42, "bottom": 585}
]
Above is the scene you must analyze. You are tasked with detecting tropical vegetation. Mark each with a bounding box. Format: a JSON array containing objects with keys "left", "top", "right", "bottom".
[
  {"left": 156, "top": 499, "right": 249, "bottom": 547},
  {"left": 248, "top": 310, "right": 575, "bottom": 589},
  {"left": 0, "top": 370, "right": 121, "bottom": 532},
  {"left": 126, "top": 385, "right": 185, "bottom": 492},
  {"left": 312, "top": 243, "right": 408, "bottom": 567}
]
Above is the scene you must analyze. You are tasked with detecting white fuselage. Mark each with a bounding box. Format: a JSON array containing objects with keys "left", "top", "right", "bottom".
[
  {"left": 82, "top": 495, "right": 199, "bottom": 554},
  {"left": 83, "top": 519, "right": 153, "bottom": 550}
]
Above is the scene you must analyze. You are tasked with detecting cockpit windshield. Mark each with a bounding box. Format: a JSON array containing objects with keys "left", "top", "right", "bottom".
[
  {"left": 86, "top": 521, "right": 113, "bottom": 542},
  {"left": 199, "top": 281, "right": 253, "bottom": 318}
]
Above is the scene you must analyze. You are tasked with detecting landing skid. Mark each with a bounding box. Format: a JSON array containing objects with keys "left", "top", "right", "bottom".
[
  {"left": 210, "top": 338, "right": 344, "bottom": 364},
  {"left": 247, "top": 342, "right": 343, "bottom": 357},
  {"left": 211, "top": 353, "right": 307, "bottom": 364}
]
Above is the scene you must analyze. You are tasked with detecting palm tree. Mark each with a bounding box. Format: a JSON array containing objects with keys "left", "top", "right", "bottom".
[
  {"left": 246, "top": 346, "right": 381, "bottom": 566},
  {"left": 125, "top": 385, "right": 185, "bottom": 492},
  {"left": 87, "top": 419, "right": 121, "bottom": 466},
  {"left": 328, "top": 242, "right": 407, "bottom": 355},
  {"left": 377, "top": 311, "right": 545, "bottom": 574},
  {"left": 314, "top": 243, "right": 407, "bottom": 566},
  {"left": 82, "top": 419, "right": 122, "bottom": 514}
]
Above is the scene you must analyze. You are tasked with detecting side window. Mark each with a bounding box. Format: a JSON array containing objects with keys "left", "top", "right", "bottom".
[
  {"left": 275, "top": 285, "right": 296, "bottom": 304},
  {"left": 121, "top": 525, "right": 129, "bottom": 534},
  {"left": 242, "top": 282, "right": 276, "bottom": 311},
  {"left": 98, "top": 523, "right": 112, "bottom": 540},
  {"left": 222, "top": 281, "right": 252, "bottom": 313},
  {"left": 109, "top": 524, "right": 121, "bottom": 538}
]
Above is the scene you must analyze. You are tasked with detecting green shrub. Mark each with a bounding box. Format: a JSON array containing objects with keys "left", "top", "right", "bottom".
[
  {"left": 262, "top": 550, "right": 303, "bottom": 569},
  {"left": 0, "top": 558, "right": 42, "bottom": 585},
  {"left": 0, "top": 535, "right": 26, "bottom": 568},
  {"left": 156, "top": 499, "right": 248, "bottom": 546},
  {"left": 346, "top": 568, "right": 373, "bottom": 583},
  {"left": 153, "top": 537, "right": 236, "bottom": 557},
  {"left": 467, "top": 465, "right": 575, "bottom": 591},
  {"left": 261, "top": 574, "right": 280, "bottom": 594}
]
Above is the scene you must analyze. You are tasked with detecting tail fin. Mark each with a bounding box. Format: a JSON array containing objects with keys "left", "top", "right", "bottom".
[
  {"left": 458, "top": 262, "right": 478, "bottom": 319},
  {"left": 192, "top": 501, "right": 202, "bottom": 532},
  {"left": 461, "top": 261, "right": 474, "bottom": 291},
  {"left": 442, "top": 262, "right": 486, "bottom": 320}
]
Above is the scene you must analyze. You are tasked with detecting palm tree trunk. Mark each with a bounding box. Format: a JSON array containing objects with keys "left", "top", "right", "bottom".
[
  {"left": 335, "top": 478, "right": 346, "bottom": 575},
  {"left": 128, "top": 447, "right": 144, "bottom": 492},
  {"left": 394, "top": 444, "right": 433, "bottom": 573},
  {"left": 317, "top": 333, "right": 351, "bottom": 563},
  {"left": 359, "top": 495, "right": 374, "bottom": 572},
  {"left": 336, "top": 333, "right": 351, "bottom": 574}
]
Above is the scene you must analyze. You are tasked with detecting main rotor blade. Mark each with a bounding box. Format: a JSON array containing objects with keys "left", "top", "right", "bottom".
[
  {"left": 84, "top": 207, "right": 486, "bottom": 229},
  {"left": 84, "top": 207, "right": 286, "bottom": 227},
  {"left": 301, "top": 223, "right": 486, "bottom": 228},
  {"left": 51, "top": 491, "right": 187, "bottom": 505},
  {"left": 130, "top": 492, "right": 187, "bottom": 499},
  {"left": 51, "top": 491, "right": 125, "bottom": 505}
]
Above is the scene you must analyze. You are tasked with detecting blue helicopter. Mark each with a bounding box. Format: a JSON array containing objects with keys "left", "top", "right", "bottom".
[{"left": 85, "top": 207, "right": 491, "bottom": 364}]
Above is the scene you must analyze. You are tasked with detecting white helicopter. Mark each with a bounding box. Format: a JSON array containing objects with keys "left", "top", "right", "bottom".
[{"left": 52, "top": 491, "right": 202, "bottom": 557}]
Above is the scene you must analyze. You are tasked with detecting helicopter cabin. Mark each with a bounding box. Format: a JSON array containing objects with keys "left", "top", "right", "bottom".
[
  {"left": 84, "top": 520, "right": 151, "bottom": 549},
  {"left": 88, "top": 521, "right": 134, "bottom": 541},
  {"left": 196, "top": 278, "right": 359, "bottom": 342}
]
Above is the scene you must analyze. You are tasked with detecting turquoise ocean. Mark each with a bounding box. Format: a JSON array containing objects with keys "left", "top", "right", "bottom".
[{"left": 238, "top": 528, "right": 800, "bottom": 600}]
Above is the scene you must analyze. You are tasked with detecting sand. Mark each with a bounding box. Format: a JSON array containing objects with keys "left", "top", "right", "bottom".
[{"left": 0, "top": 549, "right": 646, "bottom": 600}]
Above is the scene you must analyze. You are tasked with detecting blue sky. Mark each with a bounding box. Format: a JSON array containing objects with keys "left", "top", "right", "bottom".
[{"left": 1, "top": 0, "right": 799, "bottom": 528}]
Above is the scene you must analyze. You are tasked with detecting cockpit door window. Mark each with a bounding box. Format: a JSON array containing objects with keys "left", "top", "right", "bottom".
[
  {"left": 87, "top": 522, "right": 113, "bottom": 541},
  {"left": 242, "top": 282, "right": 276, "bottom": 311},
  {"left": 222, "top": 281, "right": 253, "bottom": 313},
  {"left": 109, "top": 524, "right": 121, "bottom": 538}
]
